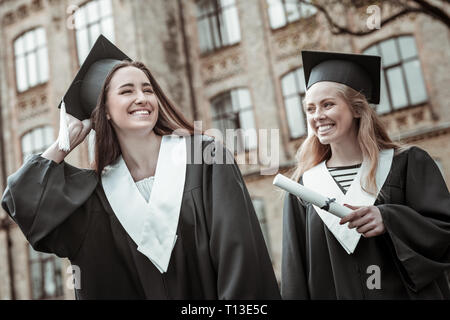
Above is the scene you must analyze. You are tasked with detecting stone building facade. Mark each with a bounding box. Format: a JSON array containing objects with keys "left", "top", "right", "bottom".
[{"left": 0, "top": 0, "right": 448, "bottom": 299}]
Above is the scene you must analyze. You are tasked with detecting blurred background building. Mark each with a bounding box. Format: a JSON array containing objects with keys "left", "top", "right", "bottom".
[{"left": 0, "top": 0, "right": 448, "bottom": 299}]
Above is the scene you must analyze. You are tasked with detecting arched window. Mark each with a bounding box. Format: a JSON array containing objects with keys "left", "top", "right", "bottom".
[
  {"left": 267, "top": 0, "right": 316, "bottom": 29},
  {"left": 14, "top": 27, "right": 49, "bottom": 92},
  {"left": 21, "top": 126, "right": 54, "bottom": 162},
  {"left": 196, "top": 0, "right": 241, "bottom": 53},
  {"left": 364, "top": 36, "right": 428, "bottom": 114},
  {"left": 281, "top": 67, "right": 307, "bottom": 138},
  {"left": 74, "top": 0, "right": 114, "bottom": 63},
  {"left": 211, "top": 88, "right": 257, "bottom": 151},
  {"left": 29, "top": 245, "right": 64, "bottom": 300}
]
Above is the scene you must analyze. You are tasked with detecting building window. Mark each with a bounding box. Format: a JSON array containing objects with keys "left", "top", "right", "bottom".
[
  {"left": 21, "top": 126, "right": 54, "bottom": 162},
  {"left": 14, "top": 28, "right": 49, "bottom": 92},
  {"left": 281, "top": 67, "right": 307, "bottom": 138},
  {"left": 211, "top": 88, "right": 257, "bottom": 151},
  {"left": 252, "top": 198, "right": 271, "bottom": 253},
  {"left": 29, "top": 245, "right": 64, "bottom": 300},
  {"left": 74, "top": 0, "right": 114, "bottom": 63},
  {"left": 196, "top": 0, "right": 241, "bottom": 53},
  {"left": 364, "top": 36, "right": 428, "bottom": 114},
  {"left": 267, "top": 0, "right": 316, "bottom": 29}
]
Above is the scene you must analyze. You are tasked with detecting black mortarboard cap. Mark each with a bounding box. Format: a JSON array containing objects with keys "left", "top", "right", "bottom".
[
  {"left": 57, "top": 35, "right": 130, "bottom": 151},
  {"left": 58, "top": 34, "right": 130, "bottom": 121},
  {"left": 301, "top": 50, "right": 381, "bottom": 104}
]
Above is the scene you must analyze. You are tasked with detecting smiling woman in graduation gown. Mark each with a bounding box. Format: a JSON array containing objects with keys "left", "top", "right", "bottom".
[
  {"left": 2, "top": 136, "right": 280, "bottom": 299},
  {"left": 1, "top": 35, "right": 280, "bottom": 300},
  {"left": 281, "top": 50, "right": 450, "bottom": 299},
  {"left": 283, "top": 147, "right": 450, "bottom": 299}
]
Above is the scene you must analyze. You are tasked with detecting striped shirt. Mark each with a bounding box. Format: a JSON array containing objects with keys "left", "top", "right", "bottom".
[{"left": 327, "top": 163, "right": 362, "bottom": 194}]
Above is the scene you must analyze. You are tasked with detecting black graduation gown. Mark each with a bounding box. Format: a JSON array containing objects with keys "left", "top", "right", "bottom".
[
  {"left": 282, "top": 146, "right": 450, "bottom": 299},
  {"left": 1, "top": 137, "right": 281, "bottom": 300}
]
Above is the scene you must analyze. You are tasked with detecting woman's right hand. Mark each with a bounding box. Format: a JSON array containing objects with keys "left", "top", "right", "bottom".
[
  {"left": 65, "top": 113, "right": 92, "bottom": 151},
  {"left": 42, "top": 114, "right": 92, "bottom": 164}
]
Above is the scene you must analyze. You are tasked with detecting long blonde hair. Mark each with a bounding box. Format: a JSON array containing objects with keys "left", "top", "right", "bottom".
[{"left": 293, "top": 82, "right": 401, "bottom": 195}]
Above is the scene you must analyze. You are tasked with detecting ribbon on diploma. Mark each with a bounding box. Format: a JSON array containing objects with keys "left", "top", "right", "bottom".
[
  {"left": 321, "top": 197, "right": 336, "bottom": 211},
  {"left": 273, "top": 174, "right": 352, "bottom": 218}
]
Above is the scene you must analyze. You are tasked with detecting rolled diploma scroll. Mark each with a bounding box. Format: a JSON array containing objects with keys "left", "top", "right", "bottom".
[{"left": 273, "top": 174, "right": 352, "bottom": 218}]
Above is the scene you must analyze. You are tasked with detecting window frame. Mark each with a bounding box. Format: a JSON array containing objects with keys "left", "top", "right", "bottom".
[
  {"left": 28, "top": 244, "right": 64, "bottom": 300},
  {"left": 73, "top": 0, "right": 115, "bottom": 64},
  {"left": 13, "top": 27, "right": 49, "bottom": 93},
  {"left": 210, "top": 87, "right": 257, "bottom": 151},
  {"left": 196, "top": 0, "right": 241, "bottom": 54},
  {"left": 267, "top": 0, "right": 317, "bottom": 30},
  {"left": 20, "top": 126, "right": 54, "bottom": 163},
  {"left": 363, "top": 35, "right": 429, "bottom": 114},
  {"left": 280, "top": 67, "right": 307, "bottom": 139}
]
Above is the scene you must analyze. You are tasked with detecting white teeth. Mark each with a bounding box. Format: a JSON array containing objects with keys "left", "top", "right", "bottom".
[
  {"left": 318, "top": 124, "right": 334, "bottom": 133},
  {"left": 131, "top": 110, "right": 150, "bottom": 115}
]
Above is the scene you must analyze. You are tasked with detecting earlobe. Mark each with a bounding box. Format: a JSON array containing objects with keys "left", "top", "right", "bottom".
[{"left": 106, "top": 114, "right": 111, "bottom": 120}]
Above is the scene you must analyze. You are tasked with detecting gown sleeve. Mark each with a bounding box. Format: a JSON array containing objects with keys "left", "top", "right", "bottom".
[
  {"left": 203, "top": 142, "right": 281, "bottom": 299},
  {"left": 1, "top": 154, "right": 98, "bottom": 259},
  {"left": 378, "top": 147, "right": 450, "bottom": 292},
  {"left": 281, "top": 190, "right": 310, "bottom": 299}
]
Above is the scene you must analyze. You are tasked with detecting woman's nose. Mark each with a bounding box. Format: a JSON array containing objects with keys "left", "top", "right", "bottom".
[
  {"left": 135, "top": 90, "right": 146, "bottom": 104},
  {"left": 313, "top": 108, "right": 325, "bottom": 120}
]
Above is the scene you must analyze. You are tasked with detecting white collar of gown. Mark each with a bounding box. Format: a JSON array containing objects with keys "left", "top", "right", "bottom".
[
  {"left": 101, "top": 135, "right": 187, "bottom": 273},
  {"left": 302, "top": 149, "right": 394, "bottom": 254}
]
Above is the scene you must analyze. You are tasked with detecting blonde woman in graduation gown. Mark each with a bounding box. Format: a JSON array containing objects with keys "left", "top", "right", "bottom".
[
  {"left": 281, "top": 50, "right": 450, "bottom": 299},
  {"left": 1, "top": 36, "right": 280, "bottom": 300}
]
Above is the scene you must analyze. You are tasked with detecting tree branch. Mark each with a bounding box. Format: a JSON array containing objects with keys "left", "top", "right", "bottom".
[
  {"left": 313, "top": 2, "right": 424, "bottom": 36},
  {"left": 412, "top": 0, "right": 450, "bottom": 27},
  {"left": 302, "top": 0, "right": 450, "bottom": 36}
]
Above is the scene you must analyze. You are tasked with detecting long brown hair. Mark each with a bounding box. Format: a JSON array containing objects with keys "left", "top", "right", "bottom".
[
  {"left": 293, "top": 82, "right": 402, "bottom": 195},
  {"left": 91, "top": 60, "right": 194, "bottom": 175}
]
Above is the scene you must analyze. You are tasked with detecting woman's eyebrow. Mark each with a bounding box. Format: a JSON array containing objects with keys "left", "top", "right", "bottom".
[
  {"left": 320, "top": 97, "right": 335, "bottom": 104},
  {"left": 304, "top": 97, "right": 335, "bottom": 107},
  {"left": 307, "top": 97, "right": 335, "bottom": 105},
  {"left": 118, "top": 82, "right": 152, "bottom": 89},
  {"left": 118, "top": 83, "right": 134, "bottom": 89}
]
